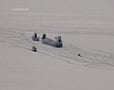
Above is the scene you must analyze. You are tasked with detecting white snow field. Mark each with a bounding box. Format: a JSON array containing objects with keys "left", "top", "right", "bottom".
[{"left": 0, "top": 0, "right": 114, "bottom": 90}]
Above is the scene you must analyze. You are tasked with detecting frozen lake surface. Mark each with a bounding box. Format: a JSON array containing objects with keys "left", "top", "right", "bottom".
[
  {"left": 0, "top": 27, "right": 114, "bottom": 70},
  {"left": 0, "top": 27, "right": 114, "bottom": 90},
  {"left": 0, "top": 0, "right": 114, "bottom": 90}
]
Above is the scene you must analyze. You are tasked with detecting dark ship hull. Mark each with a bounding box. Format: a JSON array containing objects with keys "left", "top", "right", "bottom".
[
  {"left": 41, "top": 34, "right": 63, "bottom": 48},
  {"left": 41, "top": 38, "right": 63, "bottom": 48}
]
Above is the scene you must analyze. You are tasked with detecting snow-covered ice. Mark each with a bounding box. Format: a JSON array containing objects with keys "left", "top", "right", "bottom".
[{"left": 0, "top": 0, "right": 114, "bottom": 90}]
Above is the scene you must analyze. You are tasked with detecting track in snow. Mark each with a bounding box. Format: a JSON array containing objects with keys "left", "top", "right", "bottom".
[{"left": 0, "top": 28, "right": 114, "bottom": 70}]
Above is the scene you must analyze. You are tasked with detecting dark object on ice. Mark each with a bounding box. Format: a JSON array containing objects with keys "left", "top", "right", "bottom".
[
  {"left": 78, "top": 53, "right": 82, "bottom": 57},
  {"left": 32, "top": 46, "right": 37, "bottom": 52},
  {"left": 32, "top": 32, "right": 40, "bottom": 41},
  {"left": 42, "top": 34, "right": 46, "bottom": 39},
  {"left": 41, "top": 34, "right": 63, "bottom": 48}
]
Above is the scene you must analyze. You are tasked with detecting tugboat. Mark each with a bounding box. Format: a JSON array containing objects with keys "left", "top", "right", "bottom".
[
  {"left": 32, "top": 45, "right": 37, "bottom": 52},
  {"left": 32, "top": 32, "right": 40, "bottom": 41}
]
